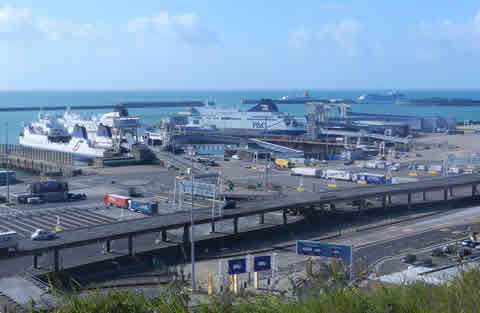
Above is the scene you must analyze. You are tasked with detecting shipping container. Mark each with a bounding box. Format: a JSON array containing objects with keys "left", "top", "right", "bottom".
[
  {"left": 104, "top": 194, "right": 130, "bottom": 208},
  {"left": 275, "top": 159, "right": 293, "bottom": 168},
  {"left": 41, "top": 191, "right": 68, "bottom": 202},
  {"left": 30, "top": 181, "right": 68, "bottom": 194},
  {"left": 322, "top": 169, "right": 352, "bottom": 181},
  {"left": 128, "top": 199, "right": 158, "bottom": 215},
  {"left": 291, "top": 167, "right": 322, "bottom": 177}
]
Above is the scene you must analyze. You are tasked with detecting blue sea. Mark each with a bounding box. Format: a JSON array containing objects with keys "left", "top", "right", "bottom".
[{"left": 1, "top": 89, "right": 480, "bottom": 144}]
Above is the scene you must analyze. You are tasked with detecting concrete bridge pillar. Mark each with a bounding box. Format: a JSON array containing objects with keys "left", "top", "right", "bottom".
[
  {"left": 128, "top": 235, "right": 134, "bottom": 256},
  {"left": 183, "top": 224, "right": 190, "bottom": 243},
  {"left": 105, "top": 240, "right": 111, "bottom": 253},
  {"left": 33, "top": 254, "right": 38, "bottom": 269},
  {"left": 53, "top": 249, "right": 60, "bottom": 272},
  {"left": 162, "top": 230, "right": 168, "bottom": 241},
  {"left": 444, "top": 188, "right": 448, "bottom": 201},
  {"left": 407, "top": 193, "right": 412, "bottom": 209},
  {"left": 282, "top": 209, "right": 288, "bottom": 225},
  {"left": 473, "top": 184, "right": 477, "bottom": 197},
  {"left": 233, "top": 217, "right": 239, "bottom": 234},
  {"left": 259, "top": 213, "right": 265, "bottom": 225}
]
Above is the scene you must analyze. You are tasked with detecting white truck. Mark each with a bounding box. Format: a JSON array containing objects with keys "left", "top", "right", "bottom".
[
  {"left": 291, "top": 167, "right": 322, "bottom": 177},
  {"left": 447, "top": 167, "right": 462, "bottom": 175},
  {"left": 0, "top": 228, "right": 19, "bottom": 255},
  {"left": 322, "top": 169, "right": 352, "bottom": 181}
]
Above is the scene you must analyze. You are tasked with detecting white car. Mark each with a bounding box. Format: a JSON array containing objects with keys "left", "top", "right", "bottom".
[{"left": 31, "top": 229, "right": 56, "bottom": 241}]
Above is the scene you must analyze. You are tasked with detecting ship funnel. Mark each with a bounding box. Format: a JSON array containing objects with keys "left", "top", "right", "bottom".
[
  {"left": 114, "top": 105, "right": 129, "bottom": 117},
  {"left": 72, "top": 124, "right": 88, "bottom": 139},
  {"left": 96, "top": 124, "right": 112, "bottom": 138}
]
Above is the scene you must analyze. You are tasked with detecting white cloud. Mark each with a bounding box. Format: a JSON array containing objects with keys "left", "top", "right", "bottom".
[
  {"left": 416, "top": 10, "right": 480, "bottom": 46},
  {"left": 289, "top": 20, "right": 364, "bottom": 56},
  {"left": 0, "top": 6, "right": 95, "bottom": 41},
  {"left": 127, "top": 12, "right": 217, "bottom": 45}
]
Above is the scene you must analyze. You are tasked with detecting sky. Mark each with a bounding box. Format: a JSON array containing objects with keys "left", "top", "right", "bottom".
[{"left": 0, "top": 0, "right": 480, "bottom": 90}]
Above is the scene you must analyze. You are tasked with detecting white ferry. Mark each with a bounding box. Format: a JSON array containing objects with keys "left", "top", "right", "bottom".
[
  {"left": 19, "top": 113, "right": 106, "bottom": 161},
  {"left": 357, "top": 91, "right": 408, "bottom": 104},
  {"left": 59, "top": 106, "right": 141, "bottom": 152},
  {"left": 184, "top": 100, "right": 306, "bottom": 135}
]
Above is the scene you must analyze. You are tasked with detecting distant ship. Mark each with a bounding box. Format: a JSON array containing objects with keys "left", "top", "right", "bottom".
[
  {"left": 358, "top": 91, "right": 408, "bottom": 104},
  {"left": 19, "top": 113, "right": 106, "bottom": 161},
  {"left": 184, "top": 99, "right": 306, "bottom": 135},
  {"left": 242, "top": 91, "right": 339, "bottom": 105},
  {"left": 397, "top": 97, "right": 480, "bottom": 106}
]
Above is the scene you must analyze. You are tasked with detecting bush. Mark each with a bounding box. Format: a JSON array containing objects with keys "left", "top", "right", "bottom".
[{"left": 22, "top": 268, "right": 480, "bottom": 313}]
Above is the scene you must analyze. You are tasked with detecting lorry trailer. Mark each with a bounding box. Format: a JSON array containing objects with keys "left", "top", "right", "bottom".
[
  {"left": 291, "top": 167, "right": 322, "bottom": 177},
  {"left": 322, "top": 169, "right": 352, "bottom": 181},
  {"left": 128, "top": 199, "right": 158, "bottom": 215},
  {"left": 104, "top": 194, "right": 130, "bottom": 208},
  {"left": 353, "top": 173, "right": 391, "bottom": 184},
  {"left": 104, "top": 194, "right": 159, "bottom": 214}
]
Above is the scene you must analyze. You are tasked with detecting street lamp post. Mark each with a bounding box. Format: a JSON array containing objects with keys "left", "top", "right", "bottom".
[
  {"left": 190, "top": 172, "right": 196, "bottom": 291},
  {"left": 5, "top": 122, "right": 9, "bottom": 203}
]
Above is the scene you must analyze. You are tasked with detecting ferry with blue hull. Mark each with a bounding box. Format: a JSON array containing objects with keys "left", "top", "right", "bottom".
[
  {"left": 19, "top": 114, "right": 106, "bottom": 161},
  {"left": 184, "top": 99, "right": 306, "bottom": 135},
  {"left": 358, "top": 91, "right": 408, "bottom": 104}
]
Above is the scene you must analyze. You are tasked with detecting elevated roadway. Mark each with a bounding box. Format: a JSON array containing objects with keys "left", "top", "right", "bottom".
[{"left": 16, "top": 174, "right": 480, "bottom": 271}]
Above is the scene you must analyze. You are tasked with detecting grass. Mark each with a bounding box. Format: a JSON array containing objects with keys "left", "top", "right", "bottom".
[{"left": 13, "top": 266, "right": 480, "bottom": 313}]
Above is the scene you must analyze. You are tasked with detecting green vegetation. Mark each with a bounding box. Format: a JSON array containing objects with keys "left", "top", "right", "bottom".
[{"left": 17, "top": 267, "right": 480, "bottom": 313}]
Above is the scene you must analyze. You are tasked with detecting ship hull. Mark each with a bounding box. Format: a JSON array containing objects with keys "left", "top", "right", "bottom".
[
  {"left": 184, "top": 127, "right": 305, "bottom": 136},
  {"left": 19, "top": 135, "right": 105, "bottom": 161}
]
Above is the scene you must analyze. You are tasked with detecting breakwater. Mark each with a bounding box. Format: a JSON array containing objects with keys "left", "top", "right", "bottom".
[{"left": 0, "top": 101, "right": 205, "bottom": 112}]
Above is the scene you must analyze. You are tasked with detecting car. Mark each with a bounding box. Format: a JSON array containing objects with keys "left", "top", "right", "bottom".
[
  {"left": 168, "top": 165, "right": 179, "bottom": 171},
  {"left": 431, "top": 248, "right": 444, "bottom": 257},
  {"left": 320, "top": 160, "right": 328, "bottom": 164},
  {"left": 69, "top": 193, "right": 87, "bottom": 201},
  {"left": 462, "top": 239, "right": 477, "bottom": 247},
  {"left": 27, "top": 197, "right": 45, "bottom": 205},
  {"left": 344, "top": 160, "right": 354, "bottom": 166},
  {"left": 411, "top": 259, "right": 432, "bottom": 267},
  {"left": 128, "top": 187, "right": 142, "bottom": 198},
  {"left": 401, "top": 254, "right": 417, "bottom": 264},
  {"left": 458, "top": 248, "right": 472, "bottom": 258},
  {"left": 442, "top": 245, "right": 455, "bottom": 254},
  {"left": 221, "top": 200, "right": 236, "bottom": 210},
  {"left": 31, "top": 229, "right": 56, "bottom": 241}
]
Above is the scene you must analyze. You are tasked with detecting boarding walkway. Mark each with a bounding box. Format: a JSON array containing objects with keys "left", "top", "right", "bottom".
[{"left": 0, "top": 273, "right": 60, "bottom": 310}]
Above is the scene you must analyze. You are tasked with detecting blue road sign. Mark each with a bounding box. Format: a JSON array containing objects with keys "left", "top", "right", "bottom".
[
  {"left": 228, "top": 258, "right": 247, "bottom": 274},
  {"left": 296, "top": 240, "right": 352, "bottom": 262},
  {"left": 253, "top": 255, "right": 271, "bottom": 272}
]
